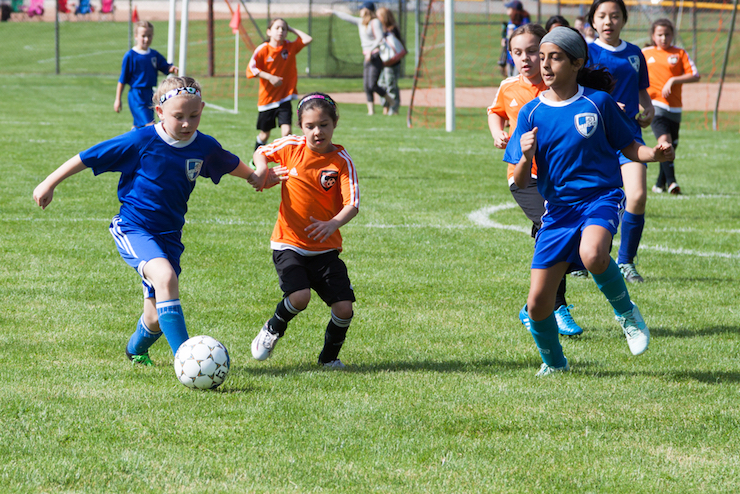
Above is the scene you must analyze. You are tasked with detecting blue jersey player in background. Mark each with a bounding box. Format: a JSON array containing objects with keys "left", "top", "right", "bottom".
[
  {"left": 587, "top": 0, "right": 655, "bottom": 283},
  {"left": 503, "top": 27, "right": 673, "bottom": 377},
  {"left": 114, "top": 21, "right": 179, "bottom": 129},
  {"left": 34, "top": 76, "right": 287, "bottom": 367}
]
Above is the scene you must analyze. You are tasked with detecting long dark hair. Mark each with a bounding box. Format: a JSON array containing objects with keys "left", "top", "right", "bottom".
[
  {"left": 557, "top": 27, "right": 616, "bottom": 93},
  {"left": 587, "top": 0, "right": 628, "bottom": 27}
]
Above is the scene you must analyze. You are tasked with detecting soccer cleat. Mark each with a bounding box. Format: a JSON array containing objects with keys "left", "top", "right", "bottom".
[
  {"left": 251, "top": 322, "right": 280, "bottom": 361},
  {"left": 619, "top": 263, "right": 645, "bottom": 283},
  {"left": 570, "top": 269, "right": 589, "bottom": 279},
  {"left": 126, "top": 349, "right": 153, "bottom": 366},
  {"left": 615, "top": 302, "right": 650, "bottom": 356},
  {"left": 319, "top": 358, "right": 346, "bottom": 369},
  {"left": 668, "top": 182, "right": 681, "bottom": 195},
  {"left": 651, "top": 185, "right": 665, "bottom": 194},
  {"left": 554, "top": 305, "right": 584, "bottom": 336},
  {"left": 535, "top": 359, "right": 570, "bottom": 377},
  {"left": 518, "top": 304, "right": 532, "bottom": 332}
]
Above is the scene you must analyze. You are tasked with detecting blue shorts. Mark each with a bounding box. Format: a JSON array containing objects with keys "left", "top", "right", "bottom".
[
  {"left": 532, "top": 189, "right": 625, "bottom": 270},
  {"left": 109, "top": 215, "right": 183, "bottom": 298},
  {"left": 617, "top": 135, "right": 646, "bottom": 166},
  {"left": 128, "top": 88, "right": 155, "bottom": 128}
]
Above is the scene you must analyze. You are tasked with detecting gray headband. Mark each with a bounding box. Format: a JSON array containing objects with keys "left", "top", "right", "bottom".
[{"left": 540, "top": 26, "right": 587, "bottom": 61}]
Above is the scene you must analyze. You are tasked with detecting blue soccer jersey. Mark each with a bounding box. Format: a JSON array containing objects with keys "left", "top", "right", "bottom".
[
  {"left": 503, "top": 86, "right": 636, "bottom": 206},
  {"left": 80, "top": 123, "right": 240, "bottom": 234},
  {"left": 119, "top": 47, "right": 172, "bottom": 89},
  {"left": 588, "top": 39, "right": 649, "bottom": 132}
]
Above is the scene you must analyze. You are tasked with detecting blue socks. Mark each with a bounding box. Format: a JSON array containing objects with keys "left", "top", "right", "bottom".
[
  {"left": 156, "top": 299, "right": 189, "bottom": 355},
  {"left": 528, "top": 312, "right": 567, "bottom": 368},
  {"left": 126, "top": 316, "right": 162, "bottom": 356},
  {"left": 592, "top": 258, "right": 633, "bottom": 315},
  {"left": 617, "top": 211, "right": 645, "bottom": 264}
]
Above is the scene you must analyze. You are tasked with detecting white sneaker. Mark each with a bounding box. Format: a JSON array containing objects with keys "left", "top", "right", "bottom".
[
  {"left": 535, "top": 359, "right": 570, "bottom": 377},
  {"left": 251, "top": 322, "right": 280, "bottom": 361},
  {"left": 320, "top": 359, "right": 346, "bottom": 369},
  {"left": 615, "top": 302, "right": 650, "bottom": 356}
]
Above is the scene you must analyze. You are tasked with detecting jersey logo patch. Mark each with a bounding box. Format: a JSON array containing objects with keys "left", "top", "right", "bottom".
[
  {"left": 151, "top": 57, "right": 158, "bottom": 68},
  {"left": 320, "top": 170, "right": 338, "bottom": 191},
  {"left": 186, "top": 159, "right": 203, "bottom": 181},
  {"left": 628, "top": 55, "right": 640, "bottom": 72},
  {"left": 668, "top": 55, "right": 679, "bottom": 65},
  {"left": 509, "top": 98, "right": 518, "bottom": 107},
  {"left": 281, "top": 49, "right": 289, "bottom": 60},
  {"left": 574, "top": 113, "right": 598, "bottom": 138}
]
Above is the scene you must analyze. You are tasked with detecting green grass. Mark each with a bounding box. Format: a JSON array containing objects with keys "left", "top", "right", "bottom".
[{"left": 2, "top": 73, "right": 740, "bottom": 493}]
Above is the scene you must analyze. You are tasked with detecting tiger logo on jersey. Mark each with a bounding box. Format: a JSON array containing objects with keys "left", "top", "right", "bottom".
[
  {"left": 320, "top": 170, "right": 338, "bottom": 191},
  {"left": 574, "top": 113, "right": 598, "bottom": 138},
  {"left": 186, "top": 159, "right": 203, "bottom": 181},
  {"left": 628, "top": 55, "right": 640, "bottom": 73}
]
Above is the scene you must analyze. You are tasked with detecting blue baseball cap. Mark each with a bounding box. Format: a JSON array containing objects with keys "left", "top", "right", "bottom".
[
  {"left": 505, "top": 0, "right": 523, "bottom": 9},
  {"left": 360, "top": 1, "right": 375, "bottom": 11}
]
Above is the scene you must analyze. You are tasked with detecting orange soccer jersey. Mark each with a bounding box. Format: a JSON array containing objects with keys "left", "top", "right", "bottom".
[
  {"left": 642, "top": 45, "right": 698, "bottom": 111},
  {"left": 487, "top": 74, "right": 547, "bottom": 184},
  {"left": 259, "top": 135, "right": 360, "bottom": 253},
  {"left": 247, "top": 38, "right": 306, "bottom": 111}
]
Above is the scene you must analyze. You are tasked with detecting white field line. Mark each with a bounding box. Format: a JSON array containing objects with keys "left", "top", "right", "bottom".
[{"left": 204, "top": 102, "right": 238, "bottom": 114}]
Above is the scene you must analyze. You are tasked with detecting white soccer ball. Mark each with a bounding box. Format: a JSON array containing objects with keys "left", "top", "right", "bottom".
[{"left": 174, "top": 335, "right": 230, "bottom": 390}]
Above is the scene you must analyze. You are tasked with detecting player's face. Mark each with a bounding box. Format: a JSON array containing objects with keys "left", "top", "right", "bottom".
[
  {"left": 156, "top": 96, "right": 204, "bottom": 141},
  {"left": 592, "top": 2, "right": 625, "bottom": 46},
  {"left": 509, "top": 33, "right": 541, "bottom": 82},
  {"left": 540, "top": 43, "right": 581, "bottom": 91},
  {"left": 300, "top": 108, "right": 337, "bottom": 154},
  {"left": 268, "top": 20, "right": 287, "bottom": 43},
  {"left": 135, "top": 27, "right": 153, "bottom": 50},
  {"left": 652, "top": 25, "right": 673, "bottom": 50}
]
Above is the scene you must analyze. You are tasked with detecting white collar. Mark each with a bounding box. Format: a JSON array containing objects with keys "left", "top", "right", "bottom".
[
  {"left": 155, "top": 122, "right": 198, "bottom": 148},
  {"left": 594, "top": 38, "right": 626, "bottom": 52},
  {"left": 538, "top": 85, "right": 585, "bottom": 107},
  {"left": 133, "top": 47, "right": 151, "bottom": 55}
]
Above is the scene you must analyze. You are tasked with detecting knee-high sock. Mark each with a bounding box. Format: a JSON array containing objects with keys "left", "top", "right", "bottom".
[
  {"left": 268, "top": 297, "right": 302, "bottom": 337},
  {"left": 156, "top": 299, "right": 188, "bottom": 355},
  {"left": 592, "top": 258, "right": 632, "bottom": 315},
  {"left": 126, "top": 315, "right": 162, "bottom": 356},
  {"left": 617, "top": 211, "right": 645, "bottom": 264},
  {"left": 319, "top": 311, "right": 352, "bottom": 363},
  {"left": 528, "top": 312, "right": 566, "bottom": 368}
]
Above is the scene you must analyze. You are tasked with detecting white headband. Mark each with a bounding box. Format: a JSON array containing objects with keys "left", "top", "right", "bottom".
[{"left": 159, "top": 86, "right": 201, "bottom": 104}]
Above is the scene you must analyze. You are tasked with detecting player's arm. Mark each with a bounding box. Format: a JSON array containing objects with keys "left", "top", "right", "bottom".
[
  {"left": 33, "top": 155, "right": 89, "bottom": 209},
  {"left": 621, "top": 140, "right": 675, "bottom": 164},
  {"left": 512, "top": 127, "right": 537, "bottom": 189},
  {"left": 662, "top": 72, "right": 701, "bottom": 99},
  {"left": 636, "top": 89, "right": 654, "bottom": 128},
  {"left": 487, "top": 112, "right": 509, "bottom": 149},
  {"left": 289, "top": 25, "right": 313, "bottom": 46},
  {"left": 305, "top": 205, "right": 359, "bottom": 243},
  {"left": 114, "top": 82, "right": 125, "bottom": 113},
  {"left": 230, "top": 159, "right": 287, "bottom": 191}
]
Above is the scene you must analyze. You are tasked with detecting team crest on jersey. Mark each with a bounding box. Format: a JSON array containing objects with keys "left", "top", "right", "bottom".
[
  {"left": 151, "top": 57, "right": 158, "bottom": 68},
  {"left": 574, "top": 113, "right": 598, "bottom": 138},
  {"left": 668, "top": 55, "right": 679, "bottom": 65},
  {"left": 281, "top": 49, "right": 289, "bottom": 60},
  {"left": 186, "top": 159, "right": 203, "bottom": 181},
  {"left": 320, "top": 169, "right": 338, "bottom": 191},
  {"left": 628, "top": 55, "right": 640, "bottom": 72}
]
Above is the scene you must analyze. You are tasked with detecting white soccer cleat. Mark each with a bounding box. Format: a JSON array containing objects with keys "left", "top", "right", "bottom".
[
  {"left": 319, "top": 359, "right": 346, "bottom": 369},
  {"left": 535, "top": 359, "right": 570, "bottom": 377},
  {"left": 615, "top": 302, "right": 650, "bottom": 356},
  {"left": 251, "top": 322, "right": 280, "bottom": 361}
]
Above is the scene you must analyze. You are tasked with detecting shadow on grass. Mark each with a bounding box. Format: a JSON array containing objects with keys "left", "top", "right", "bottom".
[
  {"left": 572, "top": 360, "right": 740, "bottom": 384},
  {"left": 648, "top": 325, "right": 739, "bottom": 338}
]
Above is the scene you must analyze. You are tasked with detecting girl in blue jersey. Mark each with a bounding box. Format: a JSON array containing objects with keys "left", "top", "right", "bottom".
[
  {"left": 503, "top": 27, "right": 674, "bottom": 376},
  {"left": 587, "top": 0, "right": 654, "bottom": 283},
  {"left": 114, "top": 21, "right": 179, "bottom": 129},
  {"left": 34, "top": 76, "right": 286, "bottom": 366}
]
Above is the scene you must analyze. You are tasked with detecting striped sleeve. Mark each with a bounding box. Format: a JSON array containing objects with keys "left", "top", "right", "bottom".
[
  {"left": 259, "top": 135, "right": 305, "bottom": 162},
  {"left": 338, "top": 148, "right": 360, "bottom": 210},
  {"left": 247, "top": 43, "right": 268, "bottom": 78},
  {"left": 682, "top": 49, "right": 699, "bottom": 77}
]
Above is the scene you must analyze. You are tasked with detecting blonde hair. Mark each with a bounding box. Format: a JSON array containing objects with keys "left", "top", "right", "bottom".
[
  {"left": 153, "top": 76, "right": 202, "bottom": 107},
  {"left": 376, "top": 7, "right": 397, "bottom": 31},
  {"left": 135, "top": 20, "right": 154, "bottom": 32},
  {"left": 360, "top": 8, "right": 376, "bottom": 27}
]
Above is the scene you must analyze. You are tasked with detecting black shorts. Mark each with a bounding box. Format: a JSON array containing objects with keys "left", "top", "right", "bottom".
[
  {"left": 256, "top": 100, "right": 293, "bottom": 132},
  {"left": 509, "top": 179, "right": 545, "bottom": 237},
  {"left": 650, "top": 110, "right": 681, "bottom": 148},
  {"left": 273, "top": 249, "right": 355, "bottom": 306}
]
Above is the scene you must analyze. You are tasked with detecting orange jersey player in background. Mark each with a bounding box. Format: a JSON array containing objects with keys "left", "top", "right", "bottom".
[
  {"left": 487, "top": 23, "right": 584, "bottom": 337},
  {"left": 247, "top": 18, "right": 312, "bottom": 151},
  {"left": 250, "top": 93, "right": 359, "bottom": 369},
  {"left": 642, "top": 18, "right": 700, "bottom": 195}
]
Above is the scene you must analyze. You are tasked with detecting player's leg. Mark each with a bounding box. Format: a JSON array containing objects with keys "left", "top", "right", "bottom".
[
  {"left": 664, "top": 116, "right": 682, "bottom": 194},
  {"left": 312, "top": 251, "right": 356, "bottom": 367},
  {"left": 125, "top": 297, "right": 161, "bottom": 366},
  {"left": 368, "top": 54, "right": 394, "bottom": 111},
  {"left": 527, "top": 263, "right": 571, "bottom": 375},
  {"left": 617, "top": 159, "right": 647, "bottom": 282},
  {"left": 277, "top": 101, "right": 293, "bottom": 137},
  {"left": 255, "top": 108, "right": 278, "bottom": 151},
  {"left": 142, "top": 257, "right": 189, "bottom": 356},
  {"left": 363, "top": 60, "right": 375, "bottom": 115},
  {"left": 129, "top": 88, "right": 155, "bottom": 128}
]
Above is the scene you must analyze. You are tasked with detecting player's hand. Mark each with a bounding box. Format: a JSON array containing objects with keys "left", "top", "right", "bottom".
[
  {"left": 169, "top": 66, "right": 179, "bottom": 75},
  {"left": 268, "top": 74, "right": 284, "bottom": 87},
  {"left": 263, "top": 165, "right": 289, "bottom": 189},
  {"left": 33, "top": 182, "right": 54, "bottom": 210},
  {"left": 636, "top": 106, "right": 654, "bottom": 128},
  {"left": 521, "top": 127, "right": 538, "bottom": 161},
  {"left": 617, "top": 101, "right": 626, "bottom": 112},
  {"left": 114, "top": 99, "right": 121, "bottom": 113},
  {"left": 654, "top": 142, "right": 675, "bottom": 163},
  {"left": 305, "top": 216, "right": 338, "bottom": 243},
  {"left": 662, "top": 78, "right": 675, "bottom": 99},
  {"left": 493, "top": 130, "right": 509, "bottom": 149}
]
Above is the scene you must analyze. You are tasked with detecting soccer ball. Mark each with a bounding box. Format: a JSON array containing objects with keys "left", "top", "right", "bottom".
[{"left": 174, "top": 335, "right": 230, "bottom": 390}]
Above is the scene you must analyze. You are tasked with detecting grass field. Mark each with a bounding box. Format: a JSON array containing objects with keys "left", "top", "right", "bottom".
[{"left": 2, "top": 72, "right": 740, "bottom": 493}]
